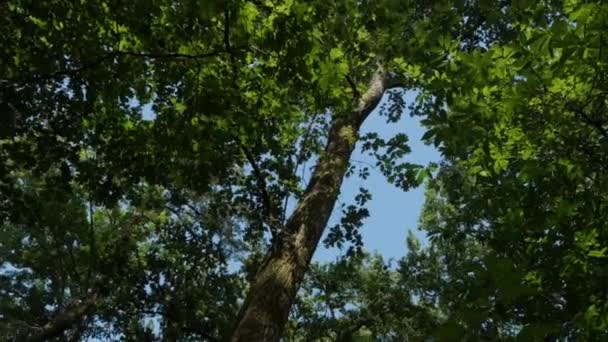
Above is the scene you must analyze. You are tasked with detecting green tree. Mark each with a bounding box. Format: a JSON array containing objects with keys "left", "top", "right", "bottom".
[
  {"left": 411, "top": 0, "right": 608, "bottom": 339},
  {"left": 1, "top": 0, "right": 443, "bottom": 339},
  {"left": 287, "top": 251, "right": 440, "bottom": 341},
  {"left": 5, "top": 0, "right": 605, "bottom": 341},
  {"left": 0, "top": 172, "right": 243, "bottom": 341}
]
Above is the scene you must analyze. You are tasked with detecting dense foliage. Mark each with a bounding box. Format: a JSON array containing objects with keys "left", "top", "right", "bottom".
[{"left": 1, "top": 0, "right": 607, "bottom": 340}]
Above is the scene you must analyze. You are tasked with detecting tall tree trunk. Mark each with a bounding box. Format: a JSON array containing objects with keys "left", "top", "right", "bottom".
[{"left": 231, "top": 66, "right": 390, "bottom": 341}]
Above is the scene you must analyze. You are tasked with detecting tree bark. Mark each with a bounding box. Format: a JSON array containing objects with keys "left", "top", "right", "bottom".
[
  {"left": 230, "top": 66, "right": 389, "bottom": 341},
  {"left": 24, "top": 294, "right": 97, "bottom": 342}
]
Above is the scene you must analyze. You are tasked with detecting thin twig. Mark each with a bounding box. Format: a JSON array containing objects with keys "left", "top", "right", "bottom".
[
  {"left": 240, "top": 143, "right": 278, "bottom": 238},
  {"left": 2, "top": 46, "right": 244, "bottom": 90},
  {"left": 282, "top": 113, "right": 319, "bottom": 222}
]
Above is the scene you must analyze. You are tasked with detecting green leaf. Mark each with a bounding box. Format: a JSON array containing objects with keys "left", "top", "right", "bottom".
[
  {"left": 240, "top": 2, "right": 259, "bottom": 33},
  {"left": 588, "top": 248, "right": 607, "bottom": 258},
  {"left": 329, "top": 47, "right": 344, "bottom": 61}
]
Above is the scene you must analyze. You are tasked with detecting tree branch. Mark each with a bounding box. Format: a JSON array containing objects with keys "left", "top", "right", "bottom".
[
  {"left": 345, "top": 75, "right": 360, "bottom": 100},
  {"left": 282, "top": 112, "right": 320, "bottom": 223},
  {"left": 2, "top": 46, "right": 244, "bottom": 90},
  {"left": 550, "top": 92, "right": 608, "bottom": 139},
  {"left": 574, "top": 107, "right": 608, "bottom": 139},
  {"left": 240, "top": 144, "right": 279, "bottom": 237},
  {"left": 115, "top": 49, "right": 234, "bottom": 60},
  {"left": 23, "top": 294, "right": 97, "bottom": 342},
  {"left": 224, "top": 5, "right": 232, "bottom": 53}
]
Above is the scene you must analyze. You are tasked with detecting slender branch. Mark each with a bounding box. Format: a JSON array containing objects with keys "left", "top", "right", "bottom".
[
  {"left": 1, "top": 53, "right": 116, "bottom": 90},
  {"left": 184, "top": 202, "right": 204, "bottom": 217},
  {"left": 240, "top": 144, "right": 279, "bottom": 237},
  {"left": 345, "top": 75, "right": 360, "bottom": 100},
  {"left": 530, "top": 108, "right": 606, "bottom": 170},
  {"left": 86, "top": 197, "right": 96, "bottom": 289},
  {"left": 224, "top": 5, "right": 232, "bottom": 52},
  {"left": 115, "top": 49, "right": 233, "bottom": 60},
  {"left": 574, "top": 107, "right": 608, "bottom": 138},
  {"left": 550, "top": 92, "right": 608, "bottom": 139},
  {"left": 65, "top": 239, "right": 83, "bottom": 283},
  {"left": 351, "top": 158, "right": 378, "bottom": 170},
  {"left": 2, "top": 46, "right": 244, "bottom": 90},
  {"left": 532, "top": 58, "right": 608, "bottom": 140},
  {"left": 282, "top": 112, "right": 320, "bottom": 223},
  {"left": 294, "top": 113, "right": 319, "bottom": 166}
]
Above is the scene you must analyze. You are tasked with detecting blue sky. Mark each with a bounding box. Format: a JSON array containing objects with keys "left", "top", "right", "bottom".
[{"left": 314, "top": 91, "right": 440, "bottom": 263}]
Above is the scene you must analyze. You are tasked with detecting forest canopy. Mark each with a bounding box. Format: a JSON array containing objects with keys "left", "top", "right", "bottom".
[{"left": 1, "top": 0, "right": 607, "bottom": 341}]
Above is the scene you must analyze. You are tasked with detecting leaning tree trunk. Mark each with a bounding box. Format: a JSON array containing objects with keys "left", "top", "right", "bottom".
[{"left": 231, "top": 66, "right": 390, "bottom": 341}]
